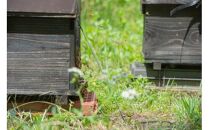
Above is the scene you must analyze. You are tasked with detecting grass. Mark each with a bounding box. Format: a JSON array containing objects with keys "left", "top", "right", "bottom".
[
  {"left": 7, "top": 0, "right": 201, "bottom": 129},
  {"left": 174, "top": 96, "right": 201, "bottom": 130}
]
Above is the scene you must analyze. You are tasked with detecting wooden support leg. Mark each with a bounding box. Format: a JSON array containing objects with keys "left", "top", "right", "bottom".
[{"left": 153, "top": 62, "right": 162, "bottom": 87}]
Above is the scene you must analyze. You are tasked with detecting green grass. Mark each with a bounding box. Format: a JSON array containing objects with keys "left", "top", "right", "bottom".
[
  {"left": 174, "top": 96, "right": 201, "bottom": 130},
  {"left": 81, "top": 0, "right": 144, "bottom": 71},
  {"left": 7, "top": 0, "right": 201, "bottom": 129}
]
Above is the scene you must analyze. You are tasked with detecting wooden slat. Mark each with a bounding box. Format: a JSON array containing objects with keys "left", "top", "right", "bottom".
[
  {"left": 7, "top": 32, "right": 74, "bottom": 94},
  {"left": 131, "top": 62, "right": 201, "bottom": 87},
  {"left": 8, "top": 58, "right": 69, "bottom": 68},
  {"left": 8, "top": 17, "right": 74, "bottom": 34},
  {"left": 8, "top": 33, "right": 73, "bottom": 52},
  {"left": 8, "top": 50, "right": 70, "bottom": 59},
  {"left": 143, "top": 16, "right": 201, "bottom": 64},
  {"left": 8, "top": 0, "right": 76, "bottom": 15},
  {"left": 142, "top": 4, "right": 200, "bottom": 17},
  {"left": 142, "top": 0, "right": 191, "bottom": 4},
  {"left": 131, "top": 62, "right": 201, "bottom": 79},
  {"left": 8, "top": 69, "right": 68, "bottom": 80}
]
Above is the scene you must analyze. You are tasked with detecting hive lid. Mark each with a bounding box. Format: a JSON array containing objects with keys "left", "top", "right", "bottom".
[
  {"left": 7, "top": 0, "right": 77, "bottom": 16},
  {"left": 142, "top": 0, "right": 194, "bottom": 4}
]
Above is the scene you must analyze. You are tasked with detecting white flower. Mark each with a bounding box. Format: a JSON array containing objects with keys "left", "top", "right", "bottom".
[
  {"left": 121, "top": 88, "right": 138, "bottom": 99},
  {"left": 68, "top": 67, "right": 84, "bottom": 77},
  {"left": 122, "top": 90, "right": 130, "bottom": 99}
]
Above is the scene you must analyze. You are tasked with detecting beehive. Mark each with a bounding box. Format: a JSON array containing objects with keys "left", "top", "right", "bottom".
[
  {"left": 7, "top": 0, "right": 81, "bottom": 95},
  {"left": 141, "top": 0, "right": 201, "bottom": 65}
]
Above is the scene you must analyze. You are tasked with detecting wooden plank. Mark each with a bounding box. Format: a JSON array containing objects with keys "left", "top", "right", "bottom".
[
  {"left": 142, "top": 0, "right": 193, "bottom": 4},
  {"left": 144, "top": 51, "right": 201, "bottom": 64},
  {"left": 8, "top": 0, "right": 77, "bottom": 15},
  {"left": 8, "top": 69, "right": 68, "bottom": 80},
  {"left": 143, "top": 16, "right": 201, "bottom": 64},
  {"left": 8, "top": 17, "right": 74, "bottom": 34},
  {"left": 131, "top": 62, "right": 201, "bottom": 79},
  {"left": 144, "top": 60, "right": 201, "bottom": 64},
  {"left": 131, "top": 62, "right": 201, "bottom": 87},
  {"left": 7, "top": 36, "right": 71, "bottom": 51},
  {"left": 142, "top": 4, "right": 200, "bottom": 17},
  {"left": 8, "top": 50, "right": 70, "bottom": 57},
  {"left": 7, "top": 33, "right": 74, "bottom": 94},
  {"left": 8, "top": 58, "right": 69, "bottom": 67}
]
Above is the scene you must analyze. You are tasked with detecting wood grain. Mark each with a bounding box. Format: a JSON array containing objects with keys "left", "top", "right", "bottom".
[
  {"left": 7, "top": 1, "right": 81, "bottom": 97},
  {"left": 7, "top": 33, "right": 76, "bottom": 95},
  {"left": 142, "top": 5, "right": 201, "bottom": 64},
  {"left": 8, "top": 0, "right": 76, "bottom": 15},
  {"left": 142, "top": 0, "right": 192, "bottom": 4}
]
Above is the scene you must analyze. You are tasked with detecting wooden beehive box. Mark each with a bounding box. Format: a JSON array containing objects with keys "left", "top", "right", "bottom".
[
  {"left": 141, "top": 0, "right": 201, "bottom": 65},
  {"left": 7, "top": 0, "right": 81, "bottom": 96}
]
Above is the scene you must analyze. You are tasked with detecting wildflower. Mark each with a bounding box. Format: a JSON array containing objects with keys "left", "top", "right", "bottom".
[{"left": 121, "top": 88, "right": 138, "bottom": 99}]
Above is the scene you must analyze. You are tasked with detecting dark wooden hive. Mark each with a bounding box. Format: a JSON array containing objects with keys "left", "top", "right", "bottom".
[
  {"left": 7, "top": 0, "right": 81, "bottom": 95},
  {"left": 141, "top": 0, "right": 201, "bottom": 65}
]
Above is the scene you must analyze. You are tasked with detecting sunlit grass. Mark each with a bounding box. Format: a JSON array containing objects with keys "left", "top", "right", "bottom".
[{"left": 7, "top": 0, "right": 201, "bottom": 129}]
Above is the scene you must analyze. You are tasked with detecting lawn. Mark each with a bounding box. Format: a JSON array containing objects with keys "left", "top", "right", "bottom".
[{"left": 7, "top": 0, "right": 201, "bottom": 129}]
